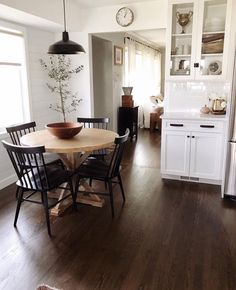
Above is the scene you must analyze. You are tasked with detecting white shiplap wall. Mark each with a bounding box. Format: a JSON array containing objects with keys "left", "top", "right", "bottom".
[
  {"left": 26, "top": 27, "right": 59, "bottom": 129},
  {"left": 0, "top": 25, "right": 58, "bottom": 189}
]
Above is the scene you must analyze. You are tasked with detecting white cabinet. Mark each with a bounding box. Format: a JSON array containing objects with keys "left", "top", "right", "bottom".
[
  {"left": 189, "top": 132, "right": 223, "bottom": 179},
  {"left": 161, "top": 117, "right": 225, "bottom": 183},
  {"left": 166, "top": 0, "right": 233, "bottom": 81},
  {"left": 162, "top": 130, "right": 190, "bottom": 175}
]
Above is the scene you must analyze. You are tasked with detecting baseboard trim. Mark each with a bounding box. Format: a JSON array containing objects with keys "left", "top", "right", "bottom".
[
  {"left": 161, "top": 174, "right": 221, "bottom": 185},
  {"left": 0, "top": 174, "right": 17, "bottom": 190}
]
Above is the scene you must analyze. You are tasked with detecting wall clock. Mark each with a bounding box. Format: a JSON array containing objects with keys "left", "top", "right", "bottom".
[{"left": 116, "top": 7, "right": 134, "bottom": 27}]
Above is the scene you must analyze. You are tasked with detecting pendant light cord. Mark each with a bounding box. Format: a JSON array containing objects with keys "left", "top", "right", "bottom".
[{"left": 63, "top": 0, "right": 67, "bottom": 32}]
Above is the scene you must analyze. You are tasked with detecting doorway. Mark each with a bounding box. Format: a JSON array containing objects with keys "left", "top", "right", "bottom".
[{"left": 91, "top": 30, "right": 166, "bottom": 133}]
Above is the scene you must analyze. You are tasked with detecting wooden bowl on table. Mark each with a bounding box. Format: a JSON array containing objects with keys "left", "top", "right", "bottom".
[{"left": 46, "top": 122, "right": 83, "bottom": 139}]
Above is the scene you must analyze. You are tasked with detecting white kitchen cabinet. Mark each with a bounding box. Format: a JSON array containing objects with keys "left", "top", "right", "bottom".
[
  {"left": 189, "top": 132, "right": 223, "bottom": 179},
  {"left": 161, "top": 130, "right": 190, "bottom": 176},
  {"left": 166, "top": 0, "right": 233, "bottom": 81},
  {"left": 161, "top": 116, "right": 225, "bottom": 184}
]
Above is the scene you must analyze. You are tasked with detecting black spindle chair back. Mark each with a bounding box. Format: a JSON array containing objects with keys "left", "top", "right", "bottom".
[
  {"left": 2, "top": 141, "right": 49, "bottom": 191},
  {"left": 2, "top": 140, "right": 77, "bottom": 236},
  {"left": 6, "top": 121, "right": 36, "bottom": 145},
  {"left": 108, "top": 129, "right": 129, "bottom": 178},
  {"left": 77, "top": 117, "right": 109, "bottom": 129},
  {"left": 77, "top": 117, "right": 110, "bottom": 160}
]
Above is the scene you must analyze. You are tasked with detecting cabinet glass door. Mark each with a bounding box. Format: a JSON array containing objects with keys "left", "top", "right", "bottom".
[
  {"left": 169, "top": 2, "right": 194, "bottom": 76},
  {"left": 199, "top": 0, "right": 227, "bottom": 76}
]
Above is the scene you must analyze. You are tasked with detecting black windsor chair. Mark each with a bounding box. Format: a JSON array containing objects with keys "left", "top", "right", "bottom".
[
  {"left": 2, "top": 141, "right": 77, "bottom": 236},
  {"left": 77, "top": 117, "right": 110, "bottom": 160},
  {"left": 75, "top": 129, "right": 129, "bottom": 218},
  {"left": 6, "top": 121, "right": 63, "bottom": 197}
]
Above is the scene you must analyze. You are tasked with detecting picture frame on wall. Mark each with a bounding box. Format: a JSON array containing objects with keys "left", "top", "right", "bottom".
[{"left": 114, "top": 46, "right": 123, "bottom": 65}]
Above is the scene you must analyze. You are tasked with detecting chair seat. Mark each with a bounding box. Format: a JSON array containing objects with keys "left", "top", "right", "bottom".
[
  {"left": 44, "top": 153, "right": 62, "bottom": 165},
  {"left": 17, "top": 165, "right": 72, "bottom": 191},
  {"left": 77, "top": 159, "right": 110, "bottom": 179}
]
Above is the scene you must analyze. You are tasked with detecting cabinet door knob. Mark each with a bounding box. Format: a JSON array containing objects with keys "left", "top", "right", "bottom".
[
  {"left": 187, "top": 135, "right": 190, "bottom": 138},
  {"left": 192, "top": 136, "right": 195, "bottom": 138},
  {"left": 194, "top": 63, "right": 199, "bottom": 68}
]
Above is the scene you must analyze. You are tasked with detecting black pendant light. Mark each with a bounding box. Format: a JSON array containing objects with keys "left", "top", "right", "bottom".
[{"left": 48, "top": 0, "right": 85, "bottom": 54}]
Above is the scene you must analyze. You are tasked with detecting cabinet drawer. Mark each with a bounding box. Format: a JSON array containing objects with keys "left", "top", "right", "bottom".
[{"left": 163, "top": 120, "right": 224, "bottom": 133}]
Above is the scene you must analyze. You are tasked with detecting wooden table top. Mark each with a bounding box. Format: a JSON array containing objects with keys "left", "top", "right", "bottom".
[{"left": 20, "top": 128, "right": 118, "bottom": 154}]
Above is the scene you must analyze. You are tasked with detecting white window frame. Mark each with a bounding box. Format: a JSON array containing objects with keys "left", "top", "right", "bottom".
[{"left": 0, "top": 20, "right": 31, "bottom": 139}]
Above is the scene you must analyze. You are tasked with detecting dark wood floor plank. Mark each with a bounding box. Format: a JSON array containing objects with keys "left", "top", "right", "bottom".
[{"left": 1, "top": 129, "right": 236, "bottom": 290}]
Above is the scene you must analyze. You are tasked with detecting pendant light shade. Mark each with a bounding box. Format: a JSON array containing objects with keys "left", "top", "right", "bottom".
[{"left": 48, "top": 0, "right": 85, "bottom": 54}]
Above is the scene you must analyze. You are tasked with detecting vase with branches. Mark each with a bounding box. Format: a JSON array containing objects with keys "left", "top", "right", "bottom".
[{"left": 40, "top": 55, "right": 83, "bottom": 122}]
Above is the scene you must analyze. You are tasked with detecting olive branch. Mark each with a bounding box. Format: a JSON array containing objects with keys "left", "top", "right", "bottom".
[{"left": 40, "top": 55, "right": 83, "bottom": 122}]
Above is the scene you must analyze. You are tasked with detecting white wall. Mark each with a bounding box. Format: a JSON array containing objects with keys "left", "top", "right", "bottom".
[
  {"left": 93, "top": 32, "right": 125, "bottom": 131},
  {"left": 0, "top": 24, "right": 59, "bottom": 189},
  {"left": 165, "top": 81, "right": 231, "bottom": 113},
  {"left": 68, "top": 32, "right": 93, "bottom": 119},
  {"left": 92, "top": 36, "right": 113, "bottom": 128},
  {"left": 160, "top": 48, "right": 166, "bottom": 95},
  {"left": 82, "top": 1, "right": 167, "bottom": 33}
]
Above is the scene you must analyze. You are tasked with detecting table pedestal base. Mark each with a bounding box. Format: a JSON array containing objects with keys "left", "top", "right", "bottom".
[{"left": 48, "top": 180, "right": 105, "bottom": 216}]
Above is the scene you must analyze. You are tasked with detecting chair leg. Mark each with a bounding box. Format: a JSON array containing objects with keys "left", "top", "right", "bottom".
[
  {"left": 74, "top": 176, "right": 81, "bottom": 199},
  {"left": 104, "top": 181, "right": 107, "bottom": 190},
  {"left": 68, "top": 179, "right": 77, "bottom": 211},
  {"left": 108, "top": 180, "right": 114, "bottom": 218},
  {"left": 42, "top": 191, "right": 51, "bottom": 236},
  {"left": 15, "top": 186, "right": 20, "bottom": 199},
  {"left": 89, "top": 178, "right": 93, "bottom": 186},
  {"left": 14, "top": 188, "right": 24, "bottom": 227},
  {"left": 117, "top": 173, "right": 126, "bottom": 203}
]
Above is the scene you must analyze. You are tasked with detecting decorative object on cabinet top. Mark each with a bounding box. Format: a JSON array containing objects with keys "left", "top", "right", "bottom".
[
  {"left": 122, "top": 86, "right": 133, "bottom": 95},
  {"left": 202, "top": 39, "right": 224, "bottom": 54},
  {"left": 208, "top": 61, "right": 222, "bottom": 75},
  {"left": 208, "top": 92, "right": 227, "bottom": 115},
  {"left": 202, "top": 33, "right": 224, "bottom": 44},
  {"left": 211, "top": 99, "right": 227, "bottom": 115},
  {"left": 200, "top": 105, "right": 211, "bottom": 114},
  {"left": 176, "top": 11, "right": 193, "bottom": 34}
]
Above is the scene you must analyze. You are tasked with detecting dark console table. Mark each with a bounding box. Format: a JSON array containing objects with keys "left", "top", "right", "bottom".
[{"left": 118, "top": 106, "right": 138, "bottom": 141}]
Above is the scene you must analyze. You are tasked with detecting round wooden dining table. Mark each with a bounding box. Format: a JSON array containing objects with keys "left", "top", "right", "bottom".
[{"left": 20, "top": 128, "right": 118, "bottom": 216}]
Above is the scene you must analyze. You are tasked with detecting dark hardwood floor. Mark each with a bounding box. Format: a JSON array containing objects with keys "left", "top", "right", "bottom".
[{"left": 1, "top": 129, "right": 236, "bottom": 290}]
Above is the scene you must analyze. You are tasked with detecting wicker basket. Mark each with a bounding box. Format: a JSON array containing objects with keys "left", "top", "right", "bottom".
[{"left": 202, "top": 40, "right": 224, "bottom": 54}]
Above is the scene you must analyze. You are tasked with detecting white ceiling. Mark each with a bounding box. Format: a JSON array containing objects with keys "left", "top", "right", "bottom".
[
  {"left": 0, "top": 4, "right": 62, "bottom": 32},
  {"left": 74, "top": 0, "right": 147, "bottom": 8}
]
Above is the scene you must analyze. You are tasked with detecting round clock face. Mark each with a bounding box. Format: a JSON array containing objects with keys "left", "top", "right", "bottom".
[{"left": 116, "top": 7, "right": 134, "bottom": 27}]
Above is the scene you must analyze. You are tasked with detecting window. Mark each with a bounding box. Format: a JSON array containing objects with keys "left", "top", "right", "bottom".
[
  {"left": 124, "top": 37, "right": 162, "bottom": 128},
  {"left": 0, "top": 27, "right": 29, "bottom": 133}
]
